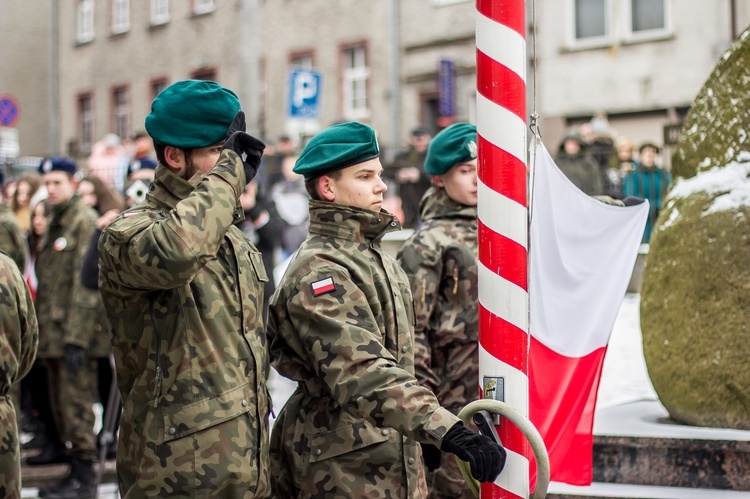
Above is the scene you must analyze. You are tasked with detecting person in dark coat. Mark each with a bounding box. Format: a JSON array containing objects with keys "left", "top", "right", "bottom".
[
  {"left": 554, "top": 133, "right": 603, "bottom": 196},
  {"left": 622, "top": 142, "right": 671, "bottom": 243}
]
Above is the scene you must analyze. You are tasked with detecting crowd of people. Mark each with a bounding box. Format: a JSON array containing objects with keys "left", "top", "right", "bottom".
[
  {"left": 554, "top": 114, "right": 673, "bottom": 243},
  {"left": 0, "top": 79, "right": 673, "bottom": 499}
]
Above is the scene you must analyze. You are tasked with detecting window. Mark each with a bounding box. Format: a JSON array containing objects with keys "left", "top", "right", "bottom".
[
  {"left": 626, "top": 0, "right": 669, "bottom": 40},
  {"left": 78, "top": 94, "right": 94, "bottom": 152},
  {"left": 112, "top": 0, "right": 130, "bottom": 34},
  {"left": 76, "top": 0, "right": 95, "bottom": 43},
  {"left": 193, "top": 0, "right": 215, "bottom": 15},
  {"left": 190, "top": 67, "right": 217, "bottom": 81},
  {"left": 150, "top": 78, "right": 169, "bottom": 100},
  {"left": 290, "top": 53, "right": 314, "bottom": 70},
  {"left": 342, "top": 45, "right": 369, "bottom": 120},
  {"left": 574, "top": 0, "right": 609, "bottom": 41},
  {"left": 151, "top": 0, "right": 170, "bottom": 25},
  {"left": 112, "top": 87, "right": 130, "bottom": 140}
]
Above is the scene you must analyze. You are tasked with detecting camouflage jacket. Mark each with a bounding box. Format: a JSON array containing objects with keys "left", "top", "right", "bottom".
[
  {"left": 0, "top": 251, "right": 38, "bottom": 497},
  {"left": 0, "top": 204, "right": 25, "bottom": 271},
  {"left": 0, "top": 250, "right": 37, "bottom": 396},
  {"left": 398, "top": 187, "right": 478, "bottom": 413},
  {"left": 98, "top": 150, "right": 271, "bottom": 498},
  {"left": 268, "top": 200, "right": 460, "bottom": 499},
  {"left": 35, "top": 195, "right": 99, "bottom": 357}
]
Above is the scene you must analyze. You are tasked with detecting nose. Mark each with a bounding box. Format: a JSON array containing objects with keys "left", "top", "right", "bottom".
[{"left": 376, "top": 176, "right": 387, "bottom": 193}]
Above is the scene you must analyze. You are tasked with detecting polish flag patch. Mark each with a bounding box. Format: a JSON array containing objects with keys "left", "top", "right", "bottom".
[{"left": 311, "top": 276, "right": 336, "bottom": 297}]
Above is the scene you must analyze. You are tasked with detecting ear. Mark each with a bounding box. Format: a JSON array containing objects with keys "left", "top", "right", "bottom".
[
  {"left": 317, "top": 175, "right": 336, "bottom": 202},
  {"left": 431, "top": 174, "right": 445, "bottom": 188},
  {"left": 164, "top": 146, "right": 186, "bottom": 172}
]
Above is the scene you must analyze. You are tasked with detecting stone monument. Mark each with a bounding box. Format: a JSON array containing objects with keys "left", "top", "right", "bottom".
[{"left": 640, "top": 26, "right": 750, "bottom": 429}]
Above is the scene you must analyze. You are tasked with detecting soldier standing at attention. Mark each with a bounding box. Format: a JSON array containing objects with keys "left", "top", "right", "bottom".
[
  {"left": 98, "top": 80, "right": 271, "bottom": 498},
  {"left": 398, "top": 123, "right": 480, "bottom": 498},
  {"left": 30, "top": 157, "right": 100, "bottom": 498},
  {"left": 267, "top": 122, "right": 504, "bottom": 498},
  {"left": 0, "top": 251, "right": 38, "bottom": 498}
]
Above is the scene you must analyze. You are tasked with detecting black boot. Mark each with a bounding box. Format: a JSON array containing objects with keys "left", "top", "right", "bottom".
[
  {"left": 25, "top": 443, "right": 67, "bottom": 465},
  {"left": 22, "top": 432, "right": 50, "bottom": 450},
  {"left": 40, "top": 457, "right": 96, "bottom": 499}
]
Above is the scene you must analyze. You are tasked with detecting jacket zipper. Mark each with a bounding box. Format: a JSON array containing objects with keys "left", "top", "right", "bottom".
[{"left": 150, "top": 301, "right": 163, "bottom": 408}]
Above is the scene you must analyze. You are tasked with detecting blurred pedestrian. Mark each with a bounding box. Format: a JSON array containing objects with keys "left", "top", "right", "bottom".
[
  {"left": 98, "top": 80, "right": 271, "bottom": 497},
  {"left": 30, "top": 157, "right": 100, "bottom": 499},
  {"left": 270, "top": 154, "right": 309, "bottom": 257},
  {"left": 10, "top": 172, "right": 42, "bottom": 234},
  {"left": 605, "top": 136, "right": 638, "bottom": 199},
  {"left": 385, "top": 127, "right": 433, "bottom": 228},
  {"left": 262, "top": 135, "right": 297, "bottom": 191},
  {"left": 0, "top": 250, "right": 38, "bottom": 499},
  {"left": 623, "top": 142, "right": 671, "bottom": 243},
  {"left": 398, "top": 123, "right": 480, "bottom": 498},
  {"left": 555, "top": 132, "right": 603, "bottom": 195},
  {"left": 86, "top": 134, "right": 127, "bottom": 190},
  {"left": 267, "top": 122, "right": 504, "bottom": 498},
  {"left": 0, "top": 169, "right": 26, "bottom": 270}
]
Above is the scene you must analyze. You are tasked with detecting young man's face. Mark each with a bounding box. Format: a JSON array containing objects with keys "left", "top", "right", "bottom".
[
  {"left": 182, "top": 142, "right": 224, "bottom": 180},
  {"left": 43, "top": 171, "right": 77, "bottom": 206},
  {"left": 434, "top": 158, "right": 478, "bottom": 206},
  {"left": 327, "top": 158, "right": 388, "bottom": 211}
]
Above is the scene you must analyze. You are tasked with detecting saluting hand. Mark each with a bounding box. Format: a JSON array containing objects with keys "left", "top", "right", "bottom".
[{"left": 222, "top": 111, "right": 265, "bottom": 185}]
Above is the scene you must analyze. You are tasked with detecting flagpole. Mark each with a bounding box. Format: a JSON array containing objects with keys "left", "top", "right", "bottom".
[{"left": 476, "top": 0, "right": 530, "bottom": 497}]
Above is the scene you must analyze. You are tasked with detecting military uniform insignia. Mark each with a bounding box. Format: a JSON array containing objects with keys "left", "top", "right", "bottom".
[
  {"left": 53, "top": 237, "right": 68, "bottom": 251},
  {"left": 467, "top": 140, "right": 478, "bottom": 159},
  {"left": 41, "top": 159, "right": 53, "bottom": 173},
  {"left": 311, "top": 276, "right": 336, "bottom": 297}
]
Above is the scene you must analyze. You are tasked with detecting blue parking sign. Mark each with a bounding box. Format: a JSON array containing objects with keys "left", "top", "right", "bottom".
[{"left": 288, "top": 69, "right": 322, "bottom": 119}]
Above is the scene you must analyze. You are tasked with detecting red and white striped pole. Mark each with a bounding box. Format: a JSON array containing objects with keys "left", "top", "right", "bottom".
[{"left": 476, "top": 1, "right": 529, "bottom": 498}]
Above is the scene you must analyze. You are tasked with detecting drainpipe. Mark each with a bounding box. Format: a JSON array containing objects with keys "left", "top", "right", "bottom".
[
  {"left": 49, "top": 0, "right": 60, "bottom": 155},
  {"left": 240, "top": 0, "right": 261, "bottom": 136},
  {"left": 389, "top": 0, "right": 401, "bottom": 159}
]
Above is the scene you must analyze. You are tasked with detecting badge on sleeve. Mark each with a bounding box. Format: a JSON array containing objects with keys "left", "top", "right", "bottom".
[
  {"left": 53, "top": 237, "right": 68, "bottom": 251},
  {"left": 311, "top": 276, "right": 336, "bottom": 297}
]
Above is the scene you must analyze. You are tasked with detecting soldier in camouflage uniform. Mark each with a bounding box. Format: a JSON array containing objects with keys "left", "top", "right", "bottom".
[
  {"left": 0, "top": 170, "right": 26, "bottom": 271},
  {"left": 0, "top": 250, "right": 38, "bottom": 499},
  {"left": 98, "top": 80, "right": 271, "bottom": 498},
  {"left": 31, "top": 157, "right": 101, "bottom": 499},
  {"left": 267, "top": 122, "right": 504, "bottom": 498},
  {"left": 398, "top": 123, "right": 480, "bottom": 499}
]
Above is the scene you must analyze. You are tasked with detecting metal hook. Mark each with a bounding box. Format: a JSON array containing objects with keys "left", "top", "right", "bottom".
[{"left": 529, "top": 112, "right": 541, "bottom": 139}]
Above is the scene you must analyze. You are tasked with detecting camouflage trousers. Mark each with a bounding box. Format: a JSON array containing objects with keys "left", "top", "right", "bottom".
[
  {"left": 44, "top": 357, "right": 97, "bottom": 461},
  {"left": 426, "top": 451, "right": 475, "bottom": 499},
  {"left": 0, "top": 396, "right": 22, "bottom": 499}
]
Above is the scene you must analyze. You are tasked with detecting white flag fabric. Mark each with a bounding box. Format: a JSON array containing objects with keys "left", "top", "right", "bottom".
[{"left": 528, "top": 141, "right": 648, "bottom": 484}]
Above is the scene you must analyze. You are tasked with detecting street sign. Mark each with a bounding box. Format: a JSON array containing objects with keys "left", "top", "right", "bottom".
[
  {"left": 0, "top": 94, "right": 21, "bottom": 128},
  {"left": 288, "top": 69, "right": 322, "bottom": 119},
  {"left": 438, "top": 59, "right": 456, "bottom": 117}
]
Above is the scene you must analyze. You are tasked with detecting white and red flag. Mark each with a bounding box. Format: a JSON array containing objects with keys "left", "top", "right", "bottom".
[{"left": 528, "top": 141, "right": 648, "bottom": 485}]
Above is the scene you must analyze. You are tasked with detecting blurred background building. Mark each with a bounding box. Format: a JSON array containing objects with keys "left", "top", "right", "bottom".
[{"left": 1, "top": 0, "right": 749, "bottom": 172}]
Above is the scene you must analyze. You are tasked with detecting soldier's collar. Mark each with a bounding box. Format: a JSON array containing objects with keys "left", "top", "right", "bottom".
[{"left": 308, "top": 200, "right": 401, "bottom": 242}]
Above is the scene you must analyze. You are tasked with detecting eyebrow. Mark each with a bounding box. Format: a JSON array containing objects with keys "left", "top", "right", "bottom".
[{"left": 354, "top": 168, "right": 381, "bottom": 175}]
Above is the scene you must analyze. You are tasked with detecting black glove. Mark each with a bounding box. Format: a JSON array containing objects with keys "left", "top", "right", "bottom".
[
  {"left": 64, "top": 344, "right": 86, "bottom": 375},
  {"left": 440, "top": 423, "right": 505, "bottom": 483},
  {"left": 421, "top": 443, "right": 442, "bottom": 472},
  {"left": 223, "top": 111, "right": 265, "bottom": 185},
  {"left": 622, "top": 196, "right": 646, "bottom": 206}
]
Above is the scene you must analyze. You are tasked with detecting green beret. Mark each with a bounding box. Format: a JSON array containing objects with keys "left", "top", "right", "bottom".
[
  {"left": 424, "top": 123, "right": 478, "bottom": 175},
  {"left": 145, "top": 80, "right": 240, "bottom": 149},
  {"left": 293, "top": 122, "right": 380, "bottom": 180}
]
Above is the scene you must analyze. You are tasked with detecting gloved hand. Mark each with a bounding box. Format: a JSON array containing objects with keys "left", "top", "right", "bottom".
[
  {"left": 421, "top": 443, "right": 442, "bottom": 472},
  {"left": 222, "top": 111, "right": 265, "bottom": 185},
  {"left": 622, "top": 196, "right": 646, "bottom": 206},
  {"left": 440, "top": 423, "right": 505, "bottom": 483},
  {"left": 64, "top": 344, "right": 86, "bottom": 375}
]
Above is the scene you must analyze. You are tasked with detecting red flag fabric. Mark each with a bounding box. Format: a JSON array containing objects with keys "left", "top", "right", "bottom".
[{"left": 528, "top": 141, "right": 648, "bottom": 485}]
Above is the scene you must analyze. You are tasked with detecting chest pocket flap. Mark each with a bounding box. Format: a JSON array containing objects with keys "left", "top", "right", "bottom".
[{"left": 249, "top": 251, "right": 269, "bottom": 282}]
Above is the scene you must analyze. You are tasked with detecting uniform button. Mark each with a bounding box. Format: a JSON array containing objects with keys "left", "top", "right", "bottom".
[
  {"left": 314, "top": 449, "right": 322, "bottom": 456},
  {"left": 168, "top": 427, "right": 176, "bottom": 435},
  {"left": 241, "top": 399, "right": 248, "bottom": 407},
  {"left": 381, "top": 429, "right": 389, "bottom": 436},
  {"left": 390, "top": 222, "right": 397, "bottom": 227},
  {"left": 401, "top": 346, "right": 408, "bottom": 353},
  {"left": 408, "top": 457, "right": 415, "bottom": 465}
]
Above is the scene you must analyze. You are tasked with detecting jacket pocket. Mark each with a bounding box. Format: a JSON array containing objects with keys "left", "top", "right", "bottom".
[
  {"left": 160, "top": 383, "right": 253, "bottom": 444},
  {"left": 308, "top": 419, "right": 392, "bottom": 463}
]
